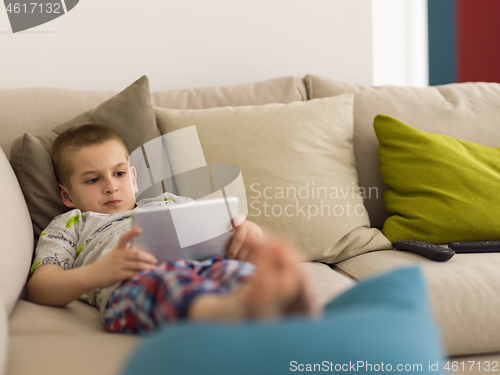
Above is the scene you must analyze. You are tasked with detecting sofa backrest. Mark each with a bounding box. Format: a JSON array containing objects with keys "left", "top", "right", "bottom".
[
  {"left": 1, "top": 88, "right": 117, "bottom": 160},
  {"left": 1, "top": 76, "right": 307, "bottom": 159},
  {"left": 151, "top": 75, "right": 307, "bottom": 109}
]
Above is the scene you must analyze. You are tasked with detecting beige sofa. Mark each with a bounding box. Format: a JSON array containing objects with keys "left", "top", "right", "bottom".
[{"left": 2, "top": 75, "right": 500, "bottom": 375}]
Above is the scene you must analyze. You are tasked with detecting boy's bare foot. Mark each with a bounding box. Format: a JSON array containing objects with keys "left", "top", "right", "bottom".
[
  {"left": 188, "top": 238, "right": 320, "bottom": 322},
  {"left": 241, "top": 238, "right": 320, "bottom": 319}
]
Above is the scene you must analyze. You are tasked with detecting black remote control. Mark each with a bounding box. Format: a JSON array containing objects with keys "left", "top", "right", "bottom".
[
  {"left": 392, "top": 240, "right": 455, "bottom": 262},
  {"left": 448, "top": 240, "right": 500, "bottom": 253}
]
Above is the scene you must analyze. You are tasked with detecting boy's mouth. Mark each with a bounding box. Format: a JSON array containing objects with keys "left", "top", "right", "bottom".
[{"left": 105, "top": 200, "right": 120, "bottom": 206}]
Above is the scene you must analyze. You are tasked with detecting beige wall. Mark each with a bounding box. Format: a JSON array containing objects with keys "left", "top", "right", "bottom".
[{"left": 0, "top": 0, "right": 374, "bottom": 90}]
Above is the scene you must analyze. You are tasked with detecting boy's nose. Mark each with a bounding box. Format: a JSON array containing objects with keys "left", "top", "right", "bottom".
[
  {"left": 105, "top": 186, "right": 118, "bottom": 194},
  {"left": 104, "top": 179, "right": 118, "bottom": 194}
]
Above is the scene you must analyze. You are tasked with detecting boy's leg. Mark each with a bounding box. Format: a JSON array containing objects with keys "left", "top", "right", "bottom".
[
  {"left": 103, "top": 260, "right": 238, "bottom": 335},
  {"left": 190, "top": 257, "right": 255, "bottom": 291},
  {"left": 188, "top": 238, "right": 319, "bottom": 321},
  {"left": 103, "top": 238, "right": 319, "bottom": 334}
]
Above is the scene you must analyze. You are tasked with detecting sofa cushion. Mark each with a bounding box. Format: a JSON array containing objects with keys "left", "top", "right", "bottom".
[
  {"left": 375, "top": 114, "right": 500, "bottom": 243},
  {"left": 9, "top": 76, "right": 161, "bottom": 241},
  {"left": 9, "top": 300, "right": 103, "bottom": 335},
  {"left": 305, "top": 75, "right": 500, "bottom": 229},
  {"left": 154, "top": 95, "right": 391, "bottom": 263},
  {"left": 0, "top": 150, "right": 32, "bottom": 315},
  {"left": 336, "top": 250, "right": 500, "bottom": 357},
  {"left": 7, "top": 333, "right": 141, "bottom": 375},
  {"left": 299, "top": 262, "right": 355, "bottom": 306},
  {"left": 122, "top": 267, "right": 446, "bottom": 375}
]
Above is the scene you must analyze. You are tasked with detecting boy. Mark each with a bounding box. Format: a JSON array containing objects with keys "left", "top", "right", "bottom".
[{"left": 26, "top": 123, "right": 317, "bottom": 334}]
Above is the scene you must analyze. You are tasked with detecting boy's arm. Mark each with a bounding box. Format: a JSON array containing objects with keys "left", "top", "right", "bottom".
[
  {"left": 26, "top": 264, "right": 99, "bottom": 307},
  {"left": 26, "top": 228, "right": 157, "bottom": 307}
]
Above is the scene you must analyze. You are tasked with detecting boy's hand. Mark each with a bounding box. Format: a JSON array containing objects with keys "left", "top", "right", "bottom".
[
  {"left": 86, "top": 227, "right": 157, "bottom": 288},
  {"left": 226, "top": 215, "right": 264, "bottom": 261}
]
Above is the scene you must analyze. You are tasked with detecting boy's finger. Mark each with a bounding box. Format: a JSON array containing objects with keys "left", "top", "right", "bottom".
[
  {"left": 117, "top": 227, "right": 143, "bottom": 250},
  {"left": 242, "top": 233, "right": 264, "bottom": 251},
  {"left": 125, "top": 248, "right": 157, "bottom": 264},
  {"left": 234, "top": 246, "right": 252, "bottom": 261},
  {"left": 124, "top": 258, "right": 157, "bottom": 272},
  {"left": 226, "top": 226, "right": 247, "bottom": 258},
  {"left": 138, "top": 250, "right": 157, "bottom": 264}
]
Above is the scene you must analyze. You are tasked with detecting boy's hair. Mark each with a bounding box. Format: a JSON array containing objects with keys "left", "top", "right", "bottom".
[{"left": 51, "top": 123, "right": 129, "bottom": 188}]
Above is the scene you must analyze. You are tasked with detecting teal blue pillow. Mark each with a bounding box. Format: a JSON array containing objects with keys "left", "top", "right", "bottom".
[{"left": 121, "top": 267, "right": 445, "bottom": 375}]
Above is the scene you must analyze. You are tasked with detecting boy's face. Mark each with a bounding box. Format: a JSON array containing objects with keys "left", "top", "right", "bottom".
[{"left": 59, "top": 140, "right": 138, "bottom": 214}]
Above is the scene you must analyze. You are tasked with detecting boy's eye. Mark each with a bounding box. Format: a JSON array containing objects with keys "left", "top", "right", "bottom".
[
  {"left": 115, "top": 171, "right": 126, "bottom": 177},
  {"left": 86, "top": 178, "right": 99, "bottom": 184}
]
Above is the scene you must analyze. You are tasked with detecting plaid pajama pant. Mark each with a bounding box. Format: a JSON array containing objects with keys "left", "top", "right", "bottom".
[{"left": 102, "top": 257, "right": 255, "bottom": 335}]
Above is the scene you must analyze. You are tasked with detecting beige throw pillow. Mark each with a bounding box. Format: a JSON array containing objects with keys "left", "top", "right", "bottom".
[{"left": 155, "top": 95, "right": 391, "bottom": 263}]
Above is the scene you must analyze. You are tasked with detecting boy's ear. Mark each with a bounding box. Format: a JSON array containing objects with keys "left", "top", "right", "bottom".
[
  {"left": 130, "top": 166, "right": 139, "bottom": 194},
  {"left": 59, "top": 184, "right": 75, "bottom": 208}
]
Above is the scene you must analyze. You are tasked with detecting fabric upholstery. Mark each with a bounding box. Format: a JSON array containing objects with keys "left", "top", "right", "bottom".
[
  {"left": 9, "top": 300, "right": 103, "bottom": 335},
  {"left": 7, "top": 333, "right": 140, "bottom": 375},
  {"left": 151, "top": 75, "right": 307, "bottom": 109},
  {"left": 299, "top": 262, "right": 355, "bottom": 306},
  {"left": 1, "top": 88, "right": 117, "bottom": 159},
  {"left": 0, "top": 293, "right": 7, "bottom": 375}
]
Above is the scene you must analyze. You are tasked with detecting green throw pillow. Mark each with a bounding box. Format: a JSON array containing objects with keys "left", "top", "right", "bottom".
[{"left": 375, "top": 114, "right": 500, "bottom": 244}]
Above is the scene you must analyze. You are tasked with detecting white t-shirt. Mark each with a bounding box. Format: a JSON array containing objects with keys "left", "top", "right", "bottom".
[{"left": 31, "top": 193, "right": 193, "bottom": 313}]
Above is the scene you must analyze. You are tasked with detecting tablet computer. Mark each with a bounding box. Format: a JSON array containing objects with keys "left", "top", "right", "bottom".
[{"left": 132, "top": 197, "right": 238, "bottom": 261}]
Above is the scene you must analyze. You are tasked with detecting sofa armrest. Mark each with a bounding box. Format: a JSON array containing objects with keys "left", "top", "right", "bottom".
[
  {"left": 0, "top": 149, "right": 33, "bottom": 315},
  {"left": 0, "top": 292, "right": 7, "bottom": 375}
]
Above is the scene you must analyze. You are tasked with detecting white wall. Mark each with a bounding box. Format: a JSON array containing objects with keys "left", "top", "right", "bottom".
[
  {"left": 0, "top": 0, "right": 375, "bottom": 91},
  {"left": 371, "top": 0, "right": 429, "bottom": 87}
]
